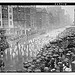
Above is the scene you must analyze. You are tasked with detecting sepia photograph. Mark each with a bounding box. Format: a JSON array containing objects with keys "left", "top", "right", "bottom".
[{"left": 0, "top": 3, "right": 75, "bottom": 73}]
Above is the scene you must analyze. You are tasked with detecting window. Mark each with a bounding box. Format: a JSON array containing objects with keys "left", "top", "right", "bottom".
[
  {"left": 2, "top": 5, "right": 8, "bottom": 19},
  {"left": 9, "top": 8, "right": 12, "bottom": 13},
  {"left": 10, "top": 21, "right": 12, "bottom": 25},
  {"left": 2, "top": 22, "right": 4, "bottom": 26},
  {"left": 2, "top": 20, "right": 8, "bottom": 26},
  {"left": 10, "top": 15, "right": 12, "bottom": 19},
  {"left": 2, "top": 14, "right": 8, "bottom": 19}
]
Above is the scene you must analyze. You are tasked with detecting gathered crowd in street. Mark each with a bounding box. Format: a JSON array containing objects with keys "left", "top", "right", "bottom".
[
  {"left": 1, "top": 26, "right": 75, "bottom": 72},
  {"left": 22, "top": 27, "right": 75, "bottom": 72},
  {"left": 5, "top": 34, "right": 51, "bottom": 60},
  {"left": 3, "top": 32, "right": 54, "bottom": 71}
]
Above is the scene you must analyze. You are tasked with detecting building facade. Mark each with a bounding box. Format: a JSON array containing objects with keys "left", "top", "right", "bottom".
[
  {"left": 0, "top": 5, "right": 36, "bottom": 35},
  {"left": 0, "top": 5, "right": 48, "bottom": 36}
]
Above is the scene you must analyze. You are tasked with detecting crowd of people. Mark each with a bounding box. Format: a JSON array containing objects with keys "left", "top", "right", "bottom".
[
  {"left": 23, "top": 32, "right": 75, "bottom": 72},
  {"left": 5, "top": 34, "right": 51, "bottom": 60},
  {"left": 3, "top": 33, "right": 54, "bottom": 71},
  {"left": 3, "top": 27, "right": 75, "bottom": 72}
]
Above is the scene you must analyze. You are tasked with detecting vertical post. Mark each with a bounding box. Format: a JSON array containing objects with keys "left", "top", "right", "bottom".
[{"left": 0, "top": 5, "right": 2, "bottom": 28}]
